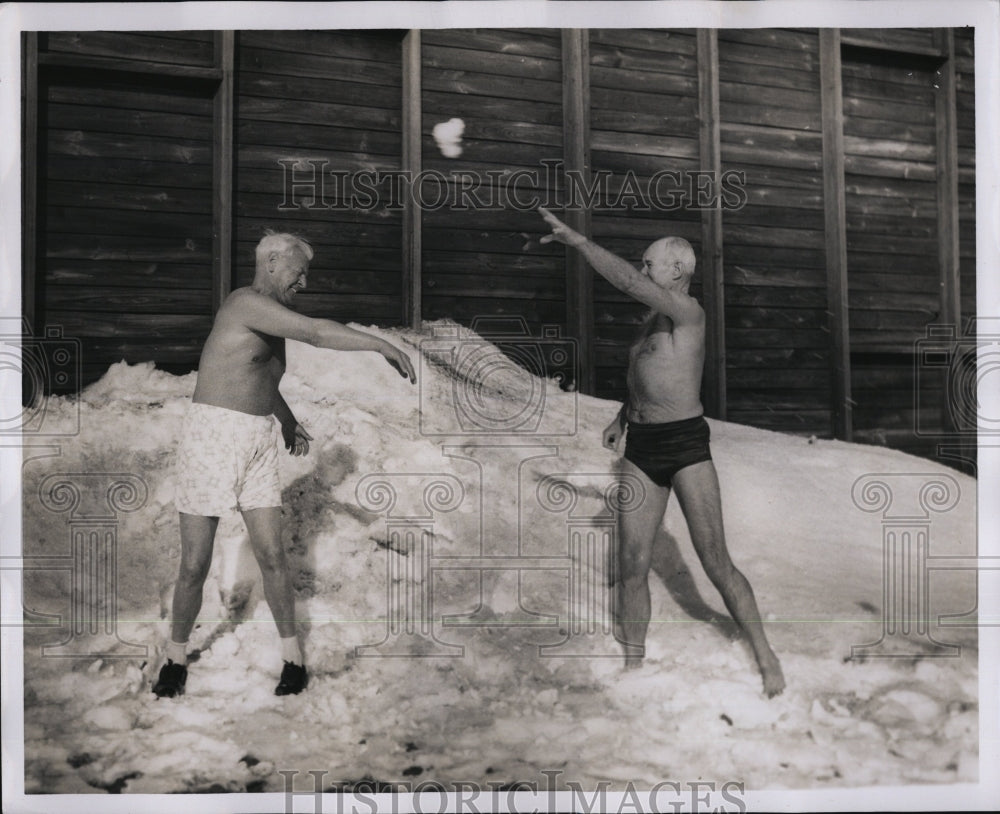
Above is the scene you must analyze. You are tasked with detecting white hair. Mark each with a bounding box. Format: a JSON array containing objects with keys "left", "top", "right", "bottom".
[
  {"left": 255, "top": 231, "right": 313, "bottom": 271},
  {"left": 646, "top": 236, "right": 696, "bottom": 274},
  {"left": 661, "top": 237, "right": 696, "bottom": 273}
]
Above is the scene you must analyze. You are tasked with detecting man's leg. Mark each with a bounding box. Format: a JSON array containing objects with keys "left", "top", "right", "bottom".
[
  {"left": 671, "top": 461, "right": 785, "bottom": 697},
  {"left": 242, "top": 506, "right": 296, "bottom": 639},
  {"left": 615, "top": 458, "right": 670, "bottom": 668},
  {"left": 154, "top": 512, "right": 218, "bottom": 697},
  {"left": 242, "top": 506, "right": 307, "bottom": 694},
  {"left": 170, "top": 512, "right": 219, "bottom": 649},
  {"left": 649, "top": 526, "right": 740, "bottom": 638}
]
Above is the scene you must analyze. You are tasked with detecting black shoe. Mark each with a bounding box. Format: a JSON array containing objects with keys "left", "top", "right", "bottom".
[
  {"left": 152, "top": 660, "right": 187, "bottom": 698},
  {"left": 275, "top": 661, "right": 308, "bottom": 696}
]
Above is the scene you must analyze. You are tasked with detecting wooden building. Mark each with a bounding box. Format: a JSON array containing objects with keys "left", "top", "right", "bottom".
[{"left": 21, "top": 28, "right": 976, "bottom": 468}]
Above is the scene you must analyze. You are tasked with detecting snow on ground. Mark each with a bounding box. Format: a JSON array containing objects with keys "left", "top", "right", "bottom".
[{"left": 17, "top": 320, "right": 979, "bottom": 796}]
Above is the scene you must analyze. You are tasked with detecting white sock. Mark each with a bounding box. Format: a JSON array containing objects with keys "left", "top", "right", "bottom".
[
  {"left": 280, "top": 635, "right": 303, "bottom": 666},
  {"left": 166, "top": 639, "right": 188, "bottom": 666}
]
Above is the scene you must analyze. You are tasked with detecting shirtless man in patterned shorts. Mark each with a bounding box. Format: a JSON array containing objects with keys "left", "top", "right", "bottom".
[{"left": 153, "top": 231, "right": 416, "bottom": 698}]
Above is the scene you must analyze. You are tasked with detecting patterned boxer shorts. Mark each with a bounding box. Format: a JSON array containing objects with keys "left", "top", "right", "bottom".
[{"left": 173, "top": 402, "right": 282, "bottom": 516}]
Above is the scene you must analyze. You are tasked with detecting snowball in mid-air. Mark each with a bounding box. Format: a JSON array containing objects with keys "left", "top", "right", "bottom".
[{"left": 432, "top": 117, "right": 465, "bottom": 158}]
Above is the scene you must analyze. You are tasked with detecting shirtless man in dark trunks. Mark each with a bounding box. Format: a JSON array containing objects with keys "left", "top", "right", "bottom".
[
  {"left": 539, "top": 207, "right": 784, "bottom": 697},
  {"left": 153, "top": 231, "right": 416, "bottom": 698}
]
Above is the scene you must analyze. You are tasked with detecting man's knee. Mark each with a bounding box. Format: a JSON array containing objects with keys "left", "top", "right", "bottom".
[
  {"left": 177, "top": 557, "right": 212, "bottom": 587},
  {"left": 253, "top": 546, "right": 287, "bottom": 576},
  {"left": 618, "top": 550, "right": 652, "bottom": 583}
]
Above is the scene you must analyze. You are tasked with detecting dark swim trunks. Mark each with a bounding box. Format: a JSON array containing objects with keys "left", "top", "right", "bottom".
[{"left": 623, "top": 415, "right": 712, "bottom": 487}]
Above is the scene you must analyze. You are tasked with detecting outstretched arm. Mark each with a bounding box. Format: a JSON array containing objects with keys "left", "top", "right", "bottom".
[
  {"left": 539, "top": 207, "right": 702, "bottom": 326},
  {"left": 236, "top": 290, "right": 416, "bottom": 382}
]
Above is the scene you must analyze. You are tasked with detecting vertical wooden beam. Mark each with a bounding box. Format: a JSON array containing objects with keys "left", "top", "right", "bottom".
[
  {"left": 402, "top": 30, "right": 422, "bottom": 329},
  {"left": 22, "top": 32, "right": 39, "bottom": 334},
  {"left": 562, "top": 28, "right": 594, "bottom": 395},
  {"left": 819, "top": 29, "right": 852, "bottom": 441},
  {"left": 933, "top": 29, "right": 962, "bottom": 448},
  {"left": 696, "top": 28, "right": 726, "bottom": 420},
  {"left": 212, "top": 31, "right": 235, "bottom": 313},
  {"left": 933, "top": 28, "right": 960, "bottom": 330}
]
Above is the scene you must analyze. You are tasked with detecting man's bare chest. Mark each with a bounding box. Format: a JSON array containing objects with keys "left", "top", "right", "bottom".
[
  {"left": 247, "top": 332, "right": 286, "bottom": 366},
  {"left": 630, "top": 315, "right": 677, "bottom": 361},
  {"left": 632, "top": 330, "right": 674, "bottom": 358}
]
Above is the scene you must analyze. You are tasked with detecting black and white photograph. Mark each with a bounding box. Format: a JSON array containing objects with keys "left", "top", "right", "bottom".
[{"left": 2, "top": 1, "right": 997, "bottom": 812}]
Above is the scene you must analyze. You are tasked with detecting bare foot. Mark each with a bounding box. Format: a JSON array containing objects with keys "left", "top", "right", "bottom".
[{"left": 760, "top": 654, "right": 785, "bottom": 698}]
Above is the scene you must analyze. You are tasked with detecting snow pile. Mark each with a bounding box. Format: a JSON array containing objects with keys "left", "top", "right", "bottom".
[{"left": 18, "top": 319, "right": 980, "bottom": 797}]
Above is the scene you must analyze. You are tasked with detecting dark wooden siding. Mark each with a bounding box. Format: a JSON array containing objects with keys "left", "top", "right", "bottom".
[
  {"left": 955, "top": 28, "right": 976, "bottom": 324},
  {"left": 718, "top": 28, "right": 830, "bottom": 435},
  {"left": 589, "top": 29, "right": 702, "bottom": 401},
  {"left": 42, "top": 30, "right": 215, "bottom": 67},
  {"left": 37, "top": 32, "right": 216, "bottom": 385},
  {"left": 23, "top": 27, "right": 978, "bottom": 471},
  {"left": 419, "top": 29, "right": 566, "bottom": 337},
  {"left": 840, "top": 28, "right": 939, "bottom": 56},
  {"left": 840, "top": 39, "right": 943, "bottom": 456},
  {"left": 234, "top": 30, "right": 405, "bottom": 325},
  {"left": 951, "top": 27, "right": 977, "bottom": 470}
]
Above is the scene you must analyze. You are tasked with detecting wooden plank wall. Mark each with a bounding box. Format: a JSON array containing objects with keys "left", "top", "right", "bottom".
[
  {"left": 37, "top": 32, "right": 216, "bottom": 386},
  {"left": 819, "top": 29, "right": 852, "bottom": 441},
  {"left": 588, "top": 29, "right": 703, "bottom": 401},
  {"left": 951, "top": 27, "right": 977, "bottom": 468},
  {"left": 955, "top": 28, "right": 976, "bottom": 326},
  {"left": 839, "top": 30, "right": 945, "bottom": 456},
  {"left": 24, "top": 27, "right": 977, "bottom": 472},
  {"left": 717, "top": 29, "right": 831, "bottom": 435},
  {"left": 42, "top": 30, "right": 216, "bottom": 67},
  {"left": 233, "top": 30, "right": 405, "bottom": 325},
  {"left": 419, "top": 29, "right": 567, "bottom": 352}
]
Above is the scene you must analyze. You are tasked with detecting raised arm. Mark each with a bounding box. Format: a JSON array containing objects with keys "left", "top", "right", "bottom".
[
  {"left": 539, "top": 207, "right": 703, "bottom": 326},
  {"left": 234, "top": 289, "right": 416, "bottom": 382}
]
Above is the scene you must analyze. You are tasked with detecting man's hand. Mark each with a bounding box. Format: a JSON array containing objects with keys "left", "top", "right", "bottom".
[
  {"left": 283, "top": 422, "right": 313, "bottom": 457},
  {"left": 539, "top": 207, "right": 587, "bottom": 248},
  {"left": 603, "top": 417, "right": 625, "bottom": 452},
  {"left": 381, "top": 342, "right": 417, "bottom": 384}
]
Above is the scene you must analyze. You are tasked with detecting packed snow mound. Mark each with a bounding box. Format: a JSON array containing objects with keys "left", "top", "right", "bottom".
[
  {"left": 19, "top": 320, "right": 979, "bottom": 795},
  {"left": 78, "top": 359, "right": 195, "bottom": 406}
]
